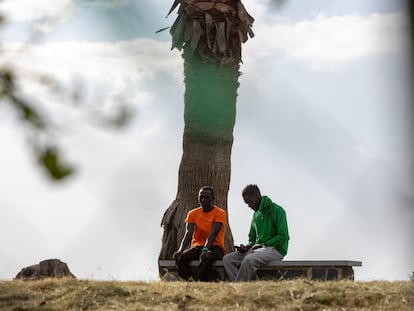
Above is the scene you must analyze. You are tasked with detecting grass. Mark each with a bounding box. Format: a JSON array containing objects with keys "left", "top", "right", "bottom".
[{"left": 0, "top": 278, "right": 413, "bottom": 310}]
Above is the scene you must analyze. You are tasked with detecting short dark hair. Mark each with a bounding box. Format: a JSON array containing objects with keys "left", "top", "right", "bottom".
[
  {"left": 242, "top": 184, "right": 261, "bottom": 196},
  {"left": 200, "top": 186, "right": 214, "bottom": 198}
]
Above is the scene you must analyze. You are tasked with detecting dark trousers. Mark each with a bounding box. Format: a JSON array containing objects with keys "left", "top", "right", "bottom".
[{"left": 176, "top": 246, "right": 224, "bottom": 281}]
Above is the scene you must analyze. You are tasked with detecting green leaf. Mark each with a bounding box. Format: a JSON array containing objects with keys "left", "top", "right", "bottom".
[{"left": 38, "top": 147, "right": 75, "bottom": 180}]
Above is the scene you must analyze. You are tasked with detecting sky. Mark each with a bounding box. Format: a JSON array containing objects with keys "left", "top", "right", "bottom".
[{"left": 0, "top": 0, "right": 413, "bottom": 281}]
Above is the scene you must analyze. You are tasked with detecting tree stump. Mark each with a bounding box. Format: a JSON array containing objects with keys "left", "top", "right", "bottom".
[{"left": 15, "top": 259, "right": 76, "bottom": 280}]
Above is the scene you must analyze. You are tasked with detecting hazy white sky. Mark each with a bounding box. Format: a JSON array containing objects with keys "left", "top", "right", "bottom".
[{"left": 0, "top": 0, "right": 413, "bottom": 281}]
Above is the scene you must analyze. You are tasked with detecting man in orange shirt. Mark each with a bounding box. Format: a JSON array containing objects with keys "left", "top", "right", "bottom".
[{"left": 173, "top": 186, "right": 227, "bottom": 281}]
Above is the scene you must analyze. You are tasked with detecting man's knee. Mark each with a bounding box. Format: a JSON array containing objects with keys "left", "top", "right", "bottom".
[
  {"left": 242, "top": 254, "right": 259, "bottom": 267},
  {"left": 177, "top": 256, "right": 190, "bottom": 265},
  {"left": 223, "top": 252, "right": 239, "bottom": 264},
  {"left": 181, "top": 248, "right": 200, "bottom": 261},
  {"left": 223, "top": 252, "right": 234, "bottom": 261}
]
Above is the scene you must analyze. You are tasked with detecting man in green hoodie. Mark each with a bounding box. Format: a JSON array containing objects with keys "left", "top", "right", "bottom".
[{"left": 223, "top": 184, "right": 289, "bottom": 281}]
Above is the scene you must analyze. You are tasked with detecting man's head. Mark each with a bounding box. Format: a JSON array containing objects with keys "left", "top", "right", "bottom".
[
  {"left": 198, "top": 186, "right": 214, "bottom": 211},
  {"left": 242, "top": 184, "right": 262, "bottom": 211}
]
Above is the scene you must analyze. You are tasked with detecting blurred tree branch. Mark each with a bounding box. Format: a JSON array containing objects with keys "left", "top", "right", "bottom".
[
  {"left": 0, "top": 4, "right": 134, "bottom": 181},
  {"left": 0, "top": 65, "right": 75, "bottom": 180}
]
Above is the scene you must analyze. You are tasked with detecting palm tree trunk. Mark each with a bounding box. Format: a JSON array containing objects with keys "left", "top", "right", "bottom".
[
  {"left": 159, "top": 0, "right": 254, "bottom": 269},
  {"left": 160, "top": 51, "right": 239, "bottom": 260}
]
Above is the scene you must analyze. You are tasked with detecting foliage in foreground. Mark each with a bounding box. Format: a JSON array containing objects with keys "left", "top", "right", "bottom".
[{"left": 0, "top": 278, "right": 413, "bottom": 310}]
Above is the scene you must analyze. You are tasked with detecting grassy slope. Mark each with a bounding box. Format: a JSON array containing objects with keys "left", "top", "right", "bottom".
[{"left": 0, "top": 279, "right": 413, "bottom": 310}]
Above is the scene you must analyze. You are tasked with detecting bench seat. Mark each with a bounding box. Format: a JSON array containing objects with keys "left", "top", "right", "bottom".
[{"left": 159, "top": 259, "right": 362, "bottom": 281}]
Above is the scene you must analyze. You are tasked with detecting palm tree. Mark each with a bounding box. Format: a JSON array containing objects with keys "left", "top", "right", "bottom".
[{"left": 159, "top": 0, "right": 254, "bottom": 264}]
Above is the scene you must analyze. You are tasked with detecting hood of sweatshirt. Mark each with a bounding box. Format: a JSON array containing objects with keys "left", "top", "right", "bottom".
[{"left": 258, "top": 195, "right": 274, "bottom": 216}]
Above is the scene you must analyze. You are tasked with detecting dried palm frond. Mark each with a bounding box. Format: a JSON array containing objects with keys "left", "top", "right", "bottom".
[{"left": 167, "top": 0, "right": 254, "bottom": 66}]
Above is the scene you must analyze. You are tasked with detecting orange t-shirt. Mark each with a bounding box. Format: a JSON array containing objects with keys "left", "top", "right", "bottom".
[{"left": 185, "top": 205, "right": 227, "bottom": 254}]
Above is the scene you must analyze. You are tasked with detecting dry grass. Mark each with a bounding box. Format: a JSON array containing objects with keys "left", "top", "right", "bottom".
[{"left": 0, "top": 278, "right": 413, "bottom": 310}]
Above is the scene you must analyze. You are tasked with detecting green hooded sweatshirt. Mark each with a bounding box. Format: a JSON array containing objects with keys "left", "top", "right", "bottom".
[{"left": 247, "top": 195, "right": 289, "bottom": 256}]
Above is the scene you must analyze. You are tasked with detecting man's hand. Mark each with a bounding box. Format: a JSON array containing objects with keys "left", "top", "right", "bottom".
[
  {"left": 199, "top": 249, "right": 212, "bottom": 263},
  {"left": 173, "top": 250, "right": 183, "bottom": 262},
  {"left": 236, "top": 244, "right": 252, "bottom": 253},
  {"left": 251, "top": 243, "right": 263, "bottom": 250}
]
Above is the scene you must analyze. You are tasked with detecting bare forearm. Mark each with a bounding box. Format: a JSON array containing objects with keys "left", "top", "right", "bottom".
[
  {"left": 176, "top": 222, "right": 194, "bottom": 253},
  {"left": 178, "top": 233, "right": 192, "bottom": 252},
  {"left": 204, "top": 222, "right": 222, "bottom": 249}
]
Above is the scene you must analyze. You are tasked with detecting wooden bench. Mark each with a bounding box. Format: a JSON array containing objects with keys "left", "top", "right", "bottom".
[{"left": 159, "top": 259, "right": 362, "bottom": 281}]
